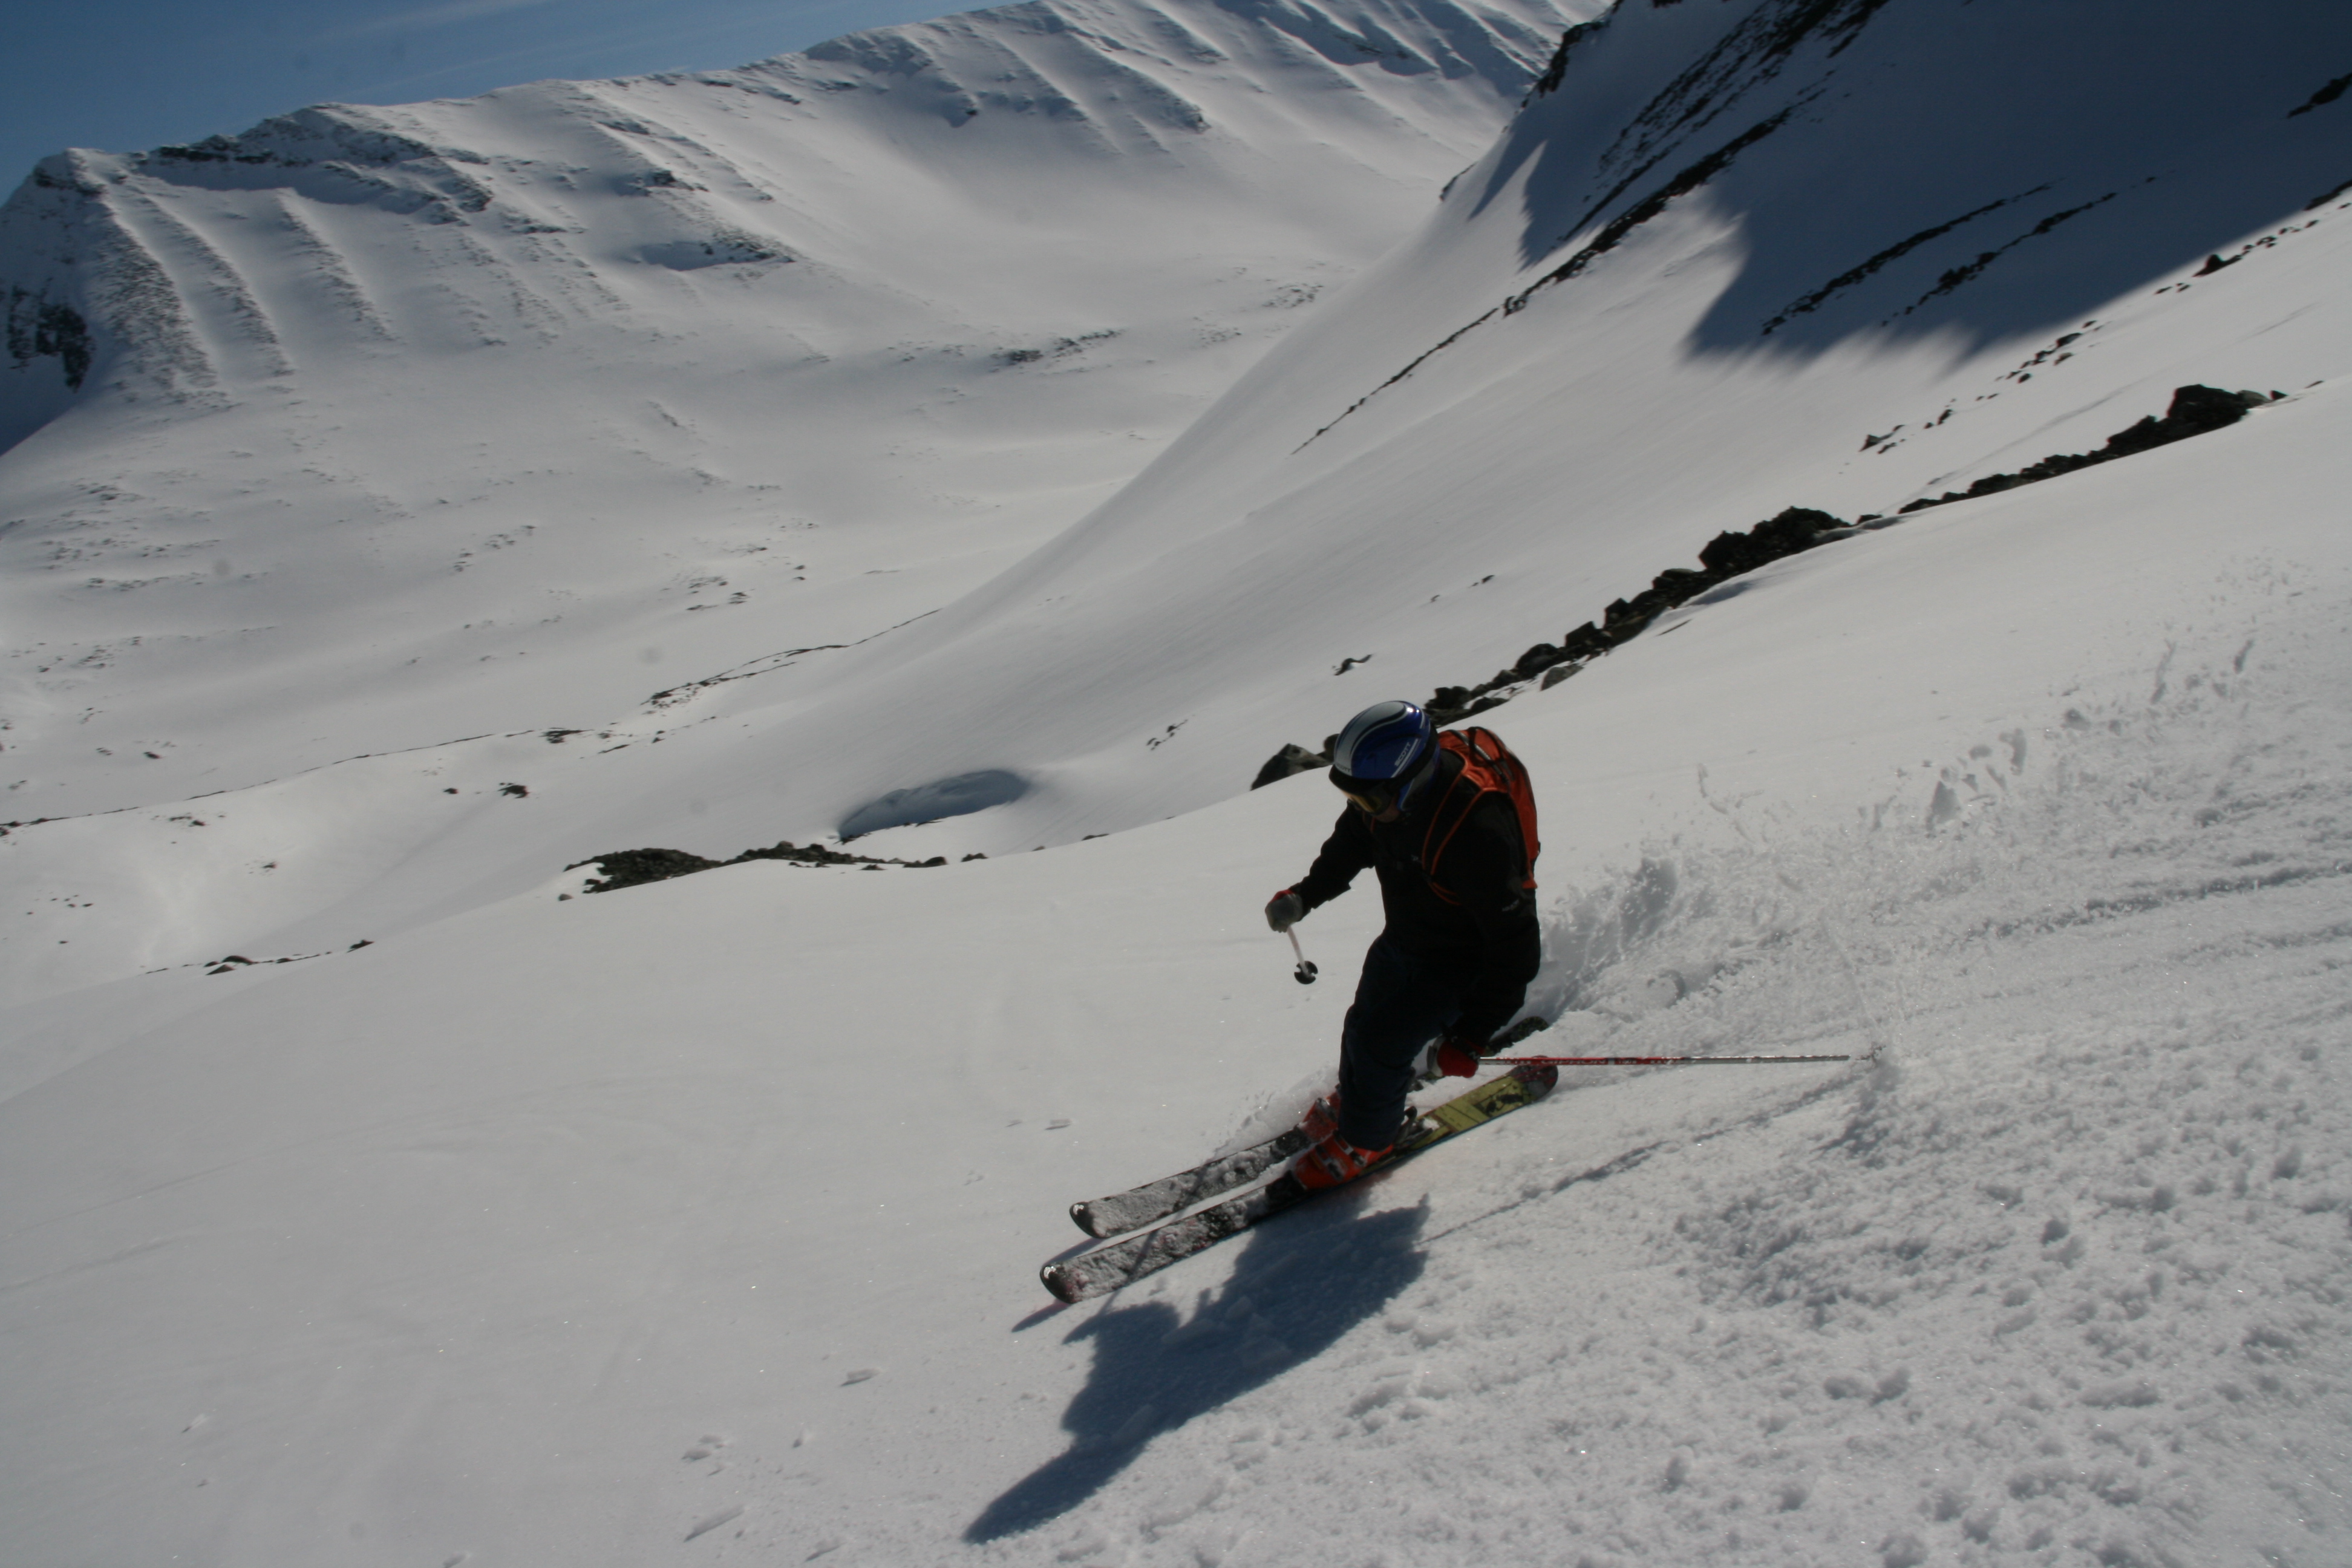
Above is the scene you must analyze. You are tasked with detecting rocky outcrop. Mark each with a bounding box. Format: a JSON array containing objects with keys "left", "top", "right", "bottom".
[
  {"left": 1424, "top": 505, "right": 1846, "bottom": 723},
  {"left": 1250, "top": 503, "right": 1849, "bottom": 776},
  {"left": 1250, "top": 742, "right": 1333, "bottom": 789},
  {"left": 567, "top": 838, "right": 949, "bottom": 893},
  {"left": 1897, "top": 385, "right": 2270, "bottom": 514},
  {"left": 1254, "top": 382, "right": 2273, "bottom": 784}
]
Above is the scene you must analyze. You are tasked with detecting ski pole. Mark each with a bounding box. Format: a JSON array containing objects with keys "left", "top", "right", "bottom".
[
  {"left": 1481, "top": 1052, "right": 1850, "bottom": 1067},
  {"left": 1287, "top": 929, "right": 1318, "bottom": 985}
]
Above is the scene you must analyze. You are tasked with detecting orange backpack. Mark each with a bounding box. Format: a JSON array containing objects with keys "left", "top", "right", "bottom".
[{"left": 1422, "top": 726, "right": 1540, "bottom": 902}]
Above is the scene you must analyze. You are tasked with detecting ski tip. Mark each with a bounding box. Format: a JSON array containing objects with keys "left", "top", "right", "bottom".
[
  {"left": 1515, "top": 1060, "right": 1561, "bottom": 1092},
  {"left": 1069, "top": 1201, "right": 1099, "bottom": 1237},
  {"left": 1039, "top": 1263, "right": 1086, "bottom": 1305}
]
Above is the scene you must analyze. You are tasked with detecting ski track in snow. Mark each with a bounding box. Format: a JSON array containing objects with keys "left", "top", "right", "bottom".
[{"left": 969, "top": 625, "right": 2352, "bottom": 1568}]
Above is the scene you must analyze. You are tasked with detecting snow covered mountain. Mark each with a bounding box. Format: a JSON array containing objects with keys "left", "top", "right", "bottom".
[
  {"left": 4, "top": 1, "right": 2351, "bottom": 1564},
  {"left": 14, "top": 0, "right": 2341, "bottom": 1004},
  {"left": 644, "top": 0, "right": 2350, "bottom": 866},
  {"left": 0, "top": 0, "right": 1582, "bottom": 818}
]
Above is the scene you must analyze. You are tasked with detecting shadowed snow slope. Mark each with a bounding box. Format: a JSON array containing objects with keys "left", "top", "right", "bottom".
[{"left": 0, "top": 0, "right": 1584, "bottom": 816}]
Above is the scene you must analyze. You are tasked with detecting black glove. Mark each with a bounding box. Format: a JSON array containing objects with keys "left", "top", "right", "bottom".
[{"left": 1265, "top": 889, "right": 1305, "bottom": 933}]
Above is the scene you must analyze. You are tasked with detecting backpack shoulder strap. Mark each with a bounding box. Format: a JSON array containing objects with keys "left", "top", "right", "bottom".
[{"left": 1422, "top": 728, "right": 1538, "bottom": 901}]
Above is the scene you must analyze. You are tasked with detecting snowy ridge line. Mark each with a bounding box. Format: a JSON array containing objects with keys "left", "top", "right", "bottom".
[
  {"left": 1503, "top": 100, "right": 1805, "bottom": 315},
  {"left": 1516, "top": 0, "right": 1881, "bottom": 235},
  {"left": 1301, "top": 39, "right": 1831, "bottom": 445},
  {"left": 1291, "top": 304, "right": 1500, "bottom": 449},
  {"left": 1304, "top": 2, "right": 2348, "bottom": 451},
  {"left": 0, "top": 0, "right": 1573, "bottom": 405}
]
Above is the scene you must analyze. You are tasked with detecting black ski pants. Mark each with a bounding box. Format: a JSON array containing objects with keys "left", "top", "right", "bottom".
[{"left": 1334, "top": 933, "right": 1476, "bottom": 1149}]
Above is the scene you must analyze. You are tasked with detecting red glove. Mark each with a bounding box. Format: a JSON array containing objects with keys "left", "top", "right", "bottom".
[{"left": 1434, "top": 1032, "right": 1486, "bottom": 1077}]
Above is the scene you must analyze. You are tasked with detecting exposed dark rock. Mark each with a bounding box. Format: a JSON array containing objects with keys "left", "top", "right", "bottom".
[
  {"left": 1250, "top": 742, "right": 1331, "bottom": 789},
  {"left": 2102, "top": 384, "right": 2261, "bottom": 452},
  {"left": 2305, "top": 177, "right": 2352, "bottom": 211},
  {"left": 567, "top": 835, "right": 952, "bottom": 893},
  {"left": 2194, "top": 252, "right": 2241, "bottom": 276},
  {"left": 1539, "top": 661, "right": 1583, "bottom": 690},
  {"left": 1561, "top": 622, "right": 1609, "bottom": 660},
  {"left": 1512, "top": 642, "right": 1566, "bottom": 678},
  {"left": 5, "top": 290, "right": 94, "bottom": 390},
  {"left": 1899, "top": 385, "right": 2263, "bottom": 514},
  {"left": 1385, "top": 504, "right": 1849, "bottom": 750},
  {"left": 1527, "top": 16, "right": 1610, "bottom": 101},
  {"left": 1762, "top": 189, "right": 2037, "bottom": 335},
  {"left": 568, "top": 847, "right": 719, "bottom": 892},
  {"left": 1892, "top": 193, "right": 2117, "bottom": 319},
  {"left": 1699, "top": 506, "right": 1840, "bottom": 575},
  {"left": 2288, "top": 72, "right": 2351, "bottom": 117}
]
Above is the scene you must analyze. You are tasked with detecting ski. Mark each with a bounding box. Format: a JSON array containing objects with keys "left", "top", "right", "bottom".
[
  {"left": 1040, "top": 1062, "right": 1560, "bottom": 1304},
  {"left": 1066, "top": 1018, "right": 1558, "bottom": 1240},
  {"left": 1071, "top": 1126, "right": 1314, "bottom": 1239}
]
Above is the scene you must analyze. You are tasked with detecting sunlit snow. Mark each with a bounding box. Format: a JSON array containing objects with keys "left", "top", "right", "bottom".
[{"left": 3, "top": 1, "right": 2348, "bottom": 1564}]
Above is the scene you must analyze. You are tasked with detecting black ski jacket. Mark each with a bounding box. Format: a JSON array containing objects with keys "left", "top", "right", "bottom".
[{"left": 1291, "top": 749, "right": 1541, "bottom": 1042}]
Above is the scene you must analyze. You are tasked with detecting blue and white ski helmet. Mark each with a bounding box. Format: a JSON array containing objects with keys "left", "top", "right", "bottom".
[{"left": 1329, "top": 700, "right": 1436, "bottom": 811}]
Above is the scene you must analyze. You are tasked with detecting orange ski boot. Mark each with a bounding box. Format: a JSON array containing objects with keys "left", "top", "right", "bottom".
[
  {"left": 1301, "top": 1092, "right": 1342, "bottom": 1144},
  {"left": 1295, "top": 1126, "right": 1394, "bottom": 1191}
]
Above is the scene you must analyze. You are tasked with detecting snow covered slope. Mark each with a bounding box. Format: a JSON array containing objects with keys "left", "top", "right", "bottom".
[
  {"left": 4, "top": 3, "right": 2352, "bottom": 1561},
  {"left": 634, "top": 0, "right": 2350, "bottom": 866},
  {"left": 4, "top": 5, "right": 2351, "bottom": 1561},
  {"left": 5, "top": 366, "right": 2348, "bottom": 1568},
  {"left": 16, "top": 0, "right": 2340, "bottom": 1007},
  {"left": 0, "top": 0, "right": 1583, "bottom": 817}
]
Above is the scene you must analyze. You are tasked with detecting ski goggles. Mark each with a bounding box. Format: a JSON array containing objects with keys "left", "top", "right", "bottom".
[{"left": 1332, "top": 772, "right": 1402, "bottom": 815}]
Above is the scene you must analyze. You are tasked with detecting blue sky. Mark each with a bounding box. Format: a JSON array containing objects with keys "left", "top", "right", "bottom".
[{"left": 3, "top": 0, "right": 957, "bottom": 186}]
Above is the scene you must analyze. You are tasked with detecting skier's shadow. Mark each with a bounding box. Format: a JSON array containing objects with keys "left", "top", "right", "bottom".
[{"left": 964, "top": 1195, "right": 1429, "bottom": 1542}]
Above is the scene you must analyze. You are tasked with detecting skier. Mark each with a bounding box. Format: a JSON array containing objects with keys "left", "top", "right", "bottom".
[{"left": 1264, "top": 699, "right": 1541, "bottom": 1190}]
